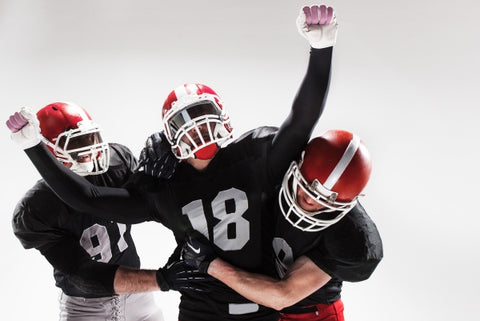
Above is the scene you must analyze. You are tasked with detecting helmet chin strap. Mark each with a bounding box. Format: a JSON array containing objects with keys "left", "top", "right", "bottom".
[
  {"left": 70, "top": 161, "right": 95, "bottom": 176},
  {"left": 194, "top": 143, "right": 218, "bottom": 160}
]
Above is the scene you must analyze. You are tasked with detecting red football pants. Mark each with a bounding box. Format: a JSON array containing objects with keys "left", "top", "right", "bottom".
[{"left": 279, "top": 299, "right": 344, "bottom": 321}]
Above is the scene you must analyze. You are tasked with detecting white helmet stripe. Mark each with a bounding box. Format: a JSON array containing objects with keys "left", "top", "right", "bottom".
[
  {"left": 174, "top": 85, "right": 189, "bottom": 100},
  {"left": 324, "top": 134, "right": 360, "bottom": 189},
  {"left": 76, "top": 107, "right": 90, "bottom": 121}
]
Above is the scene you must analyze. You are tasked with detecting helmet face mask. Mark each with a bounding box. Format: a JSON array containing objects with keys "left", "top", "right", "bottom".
[
  {"left": 37, "top": 102, "right": 110, "bottom": 176},
  {"left": 279, "top": 130, "right": 372, "bottom": 232},
  {"left": 279, "top": 161, "right": 357, "bottom": 232},
  {"left": 162, "top": 84, "right": 233, "bottom": 160},
  {"left": 168, "top": 102, "right": 221, "bottom": 138},
  {"left": 49, "top": 125, "right": 110, "bottom": 176}
]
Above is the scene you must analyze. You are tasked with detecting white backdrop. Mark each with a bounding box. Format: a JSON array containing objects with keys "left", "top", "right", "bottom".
[{"left": 1, "top": 1, "right": 479, "bottom": 320}]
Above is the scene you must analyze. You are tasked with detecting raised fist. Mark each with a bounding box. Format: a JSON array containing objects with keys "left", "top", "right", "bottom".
[
  {"left": 6, "top": 107, "right": 42, "bottom": 149},
  {"left": 297, "top": 5, "right": 338, "bottom": 49}
]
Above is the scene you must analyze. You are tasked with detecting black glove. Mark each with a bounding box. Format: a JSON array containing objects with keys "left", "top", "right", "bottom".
[
  {"left": 156, "top": 259, "right": 212, "bottom": 293},
  {"left": 182, "top": 230, "right": 217, "bottom": 273},
  {"left": 137, "top": 131, "right": 178, "bottom": 179}
]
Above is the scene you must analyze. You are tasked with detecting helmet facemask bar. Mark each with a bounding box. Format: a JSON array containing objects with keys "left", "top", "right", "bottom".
[
  {"left": 164, "top": 101, "right": 232, "bottom": 160},
  {"left": 42, "top": 121, "right": 110, "bottom": 176},
  {"left": 279, "top": 161, "right": 357, "bottom": 232}
]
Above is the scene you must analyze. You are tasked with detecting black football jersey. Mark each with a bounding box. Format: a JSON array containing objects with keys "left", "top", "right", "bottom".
[
  {"left": 272, "top": 201, "right": 383, "bottom": 308},
  {"left": 127, "top": 128, "right": 283, "bottom": 321},
  {"left": 12, "top": 143, "right": 140, "bottom": 297}
]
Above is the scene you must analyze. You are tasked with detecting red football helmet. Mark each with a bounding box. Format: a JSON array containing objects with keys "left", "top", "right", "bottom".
[
  {"left": 279, "top": 129, "right": 372, "bottom": 232},
  {"left": 162, "top": 83, "right": 233, "bottom": 160},
  {"left": 36, "top": 102, "right": 110, "bottom": 176}
]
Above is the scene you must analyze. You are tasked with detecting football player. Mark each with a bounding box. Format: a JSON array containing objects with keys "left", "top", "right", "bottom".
[
  {"left": 182, "top": 130, "right": 384, "bottom": 321},
  {"left": 6, "top": 5, "right": 338, "bottom": 321},
  {"left": 9, "top": 102, "right": 165, "bottom": 320}
]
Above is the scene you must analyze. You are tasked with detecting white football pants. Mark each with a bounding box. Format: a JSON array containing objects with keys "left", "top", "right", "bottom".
[{"left": 59, "top": 291, "right": 165, "bottom": 321}]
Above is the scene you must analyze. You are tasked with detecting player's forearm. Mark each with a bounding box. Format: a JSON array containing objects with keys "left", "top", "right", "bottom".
[
  {"left": 24, "top": 143, "right": 148, "bottom": 224},
  {"left": 113, "top": 266, "right": 159, "bottom": 294},
  {"left": 25, "top": 143, "right": 98, "bottom": 210},
  {"left": 268, "top": 47, "right": 334, "bottom": 181},
  {"left": 290, "top": 47, "right": 333, "bottom": 129},
  {"left": 208, "top": 258, "right": 295, "bottom": 311}
]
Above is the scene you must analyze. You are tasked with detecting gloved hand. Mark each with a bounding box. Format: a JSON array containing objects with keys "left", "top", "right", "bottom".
[
  {"left": 182, "top": 230, "right": 217, "bottom": 274},
  {"left": 156, "top": 259, "right": 212, "bottom": 292},
  {"left": 296, "top": 5, "right": 338, "bottom": 49},
  {"left": 137, "top": 131, "right": 178, "bottom": 179},
  {"left": 6, "top": 107, "right": 42, "bottom": 149}
]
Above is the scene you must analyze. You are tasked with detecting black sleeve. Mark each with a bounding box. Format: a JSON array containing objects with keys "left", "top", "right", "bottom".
[
  {"left": 306, "top": 205, "right": 384, "bottom": 282},
  {"left": 41, "top": 236, "right": 119, "bottom": 296},
  {"left": 12, "top": 192, "right": 118, "bottom": 296},
  {"left": 13, "top": 189, "right": 68, "bottom": 251},
  {"left": 306, "top": 246, "right": 382, "bottom": 282},
  {"left": 267, "top": 47, "right": 333, "bottom": 183},
  {"left": 24, "top": 143, "right": 150, "bottom": 224}
]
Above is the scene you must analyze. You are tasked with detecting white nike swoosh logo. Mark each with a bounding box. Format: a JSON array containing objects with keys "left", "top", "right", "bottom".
[{"left": 187, "top": 242, "right": 201, "bottom": 254}]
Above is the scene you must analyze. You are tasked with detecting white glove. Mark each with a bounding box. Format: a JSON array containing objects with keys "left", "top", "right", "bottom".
[
  {"left": 6, "top": 107, "right": 42, "bottom": 149},
  {"left": 297, "top": 5, "right": 338, "bottom": 49}
]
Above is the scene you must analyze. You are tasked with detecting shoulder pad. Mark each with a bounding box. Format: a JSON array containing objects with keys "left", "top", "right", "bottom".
[{"left": 108, "top": 143, "right": 137, "bottom": 169}]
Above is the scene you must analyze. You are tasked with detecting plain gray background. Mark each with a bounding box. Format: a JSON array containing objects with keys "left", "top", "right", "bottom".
[{"left": 1, "top": 0, "right": 479, "bottom": 320}]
